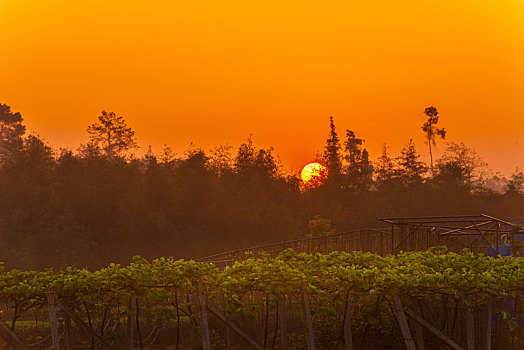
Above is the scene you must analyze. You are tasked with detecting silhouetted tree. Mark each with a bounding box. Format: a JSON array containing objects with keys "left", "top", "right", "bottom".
[
  {"left": 344, "top": 130, "right": 373, "bottom": 189},
  {"left": 209, "top": 144, "right": 233, "bottom": 177},
  {"left": 159, "top": 144, "right": 178, "bottom": 166},
  {"left": 144, "top": 145, "right": 157, "bottom": 166},
  {"left": 3, "top": 102, "right": 524, "bottom": 270},
  {"left": 235, "top": 136, "right": 279, "bottom": 181},
  {"left": 171, "top": 146, "right": 212, "bottom": 227},
  {"left": 323, "top": 116, "right": 343, "bottom": 185},
  {"left": 437, "top": 142, "right": 486, "bottom": 191},
  {"left": 433, "top": 161, "right": 470, "bottom": 193},
  {"left": 507, "top": 168, "right": 524, "bottom": 194},
  {"left": 397, "top": 139, "right": 427, "bottom": 185},
  {"left": 0, "top": 104, "right": 25, "bottom": 161},
  {"left": 87, "top": 111, "right": 138, "bottom": 157},
  {"left": 375, "top": 143, "right": 396, "bottom": 183},
  {"left": 18, "top": 134, "right": 54, "bottom": 170},
  {"left": 421, "top": 106, "right": 446, "bottom": 174}
]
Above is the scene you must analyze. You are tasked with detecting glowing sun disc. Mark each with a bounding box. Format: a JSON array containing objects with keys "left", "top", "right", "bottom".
[{"left": 301, "top": 163, "right": 326, "bottom": 183}]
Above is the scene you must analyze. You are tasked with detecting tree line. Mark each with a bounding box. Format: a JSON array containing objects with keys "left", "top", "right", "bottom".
[{"left": 0, "top": 103, "right": 523, "bottom": 269}]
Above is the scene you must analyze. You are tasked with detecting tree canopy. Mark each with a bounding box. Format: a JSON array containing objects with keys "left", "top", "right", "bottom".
[{"left": 0, "top": 104, "right": 522, "bottom": 269}]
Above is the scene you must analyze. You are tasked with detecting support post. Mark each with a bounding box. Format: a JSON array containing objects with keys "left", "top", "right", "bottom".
[
  {"left": 47, "top": 293, "right": 60, "bottom": 350},
  {"left": 391, "top": 225, "right": 395, "bottom": 254},
  {"left": 343, "top": 297, "right": 353, "bottom": 350},
  {"left": 466, "top": 308, "right": 474, "bottom": 350},
  {"left": 485, "top": 303, "right": 492, "bottom": 350},
  {"left": 127, "top": 296, "right": 135, "bottom": 350},
  {"left": 404, "top": 306, "right": 464, "bottom": 350},
  {"left": 279, "top": 297, "right": 288, "bottom": 350},
  {"left": 414, "top": 304, "right": 425, "bottom": 350},
  {"left": 198, "top": 281, "right": 212, "bottom": 350},
  {"left": 302, "top": 288, "right": 315, "bottom": 350},
  {"left": 0, "top": 318, "right": 29, "bottom": 350},
  {"left": 206, "top": 305, "right": 263, "bottom": 350},
  {"left": 55, "top": 300, "right": 115, "bottom": 350},
  {"left": 64, "top": 315, "right": 73, "bottom": 350},
  {"left": 392, "top": 296, "right": 417, "bottom": 350}
]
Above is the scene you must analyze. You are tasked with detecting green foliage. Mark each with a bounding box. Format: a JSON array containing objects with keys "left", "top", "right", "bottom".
[
  {"left": 0, "top": 249, "right": 521, "bottom": 312},
  {"left": 0, "top": 249, "right": 522, "bottom": 347}
]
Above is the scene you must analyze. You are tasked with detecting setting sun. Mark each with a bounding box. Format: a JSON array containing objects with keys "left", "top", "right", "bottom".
[{"left": 300, "top": 162, "right": 326, "bottom": 184}]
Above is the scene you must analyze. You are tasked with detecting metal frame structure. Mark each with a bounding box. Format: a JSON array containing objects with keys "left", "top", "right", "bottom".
[
  {"left": 378, "top": 214, "right": 522, "bottom": 255},
  {"left": 197, "top": 214, "right": 523, "bottom": 265},
  {"left": 196, "top": 228, "right": 391, "bottom": 265}
]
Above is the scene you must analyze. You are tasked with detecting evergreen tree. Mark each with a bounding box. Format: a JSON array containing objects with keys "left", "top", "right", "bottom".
[
  {"left": 144, "top": 145, "right": 157, "bottom": 167},
  {"left": 344, "top": 130, "right": 373, "bottom": 189},
  {"left": 323, "top": 116, "right": 343, "bottom": 185},
  {"left": 159, "top": 144, "right": 177, "bottom": 166},
  {"left": 375, "top": 143, "right": 395, "bottom": 183},
  {"left": 397, "top": 139, "right": 427, "bottom": 185}
]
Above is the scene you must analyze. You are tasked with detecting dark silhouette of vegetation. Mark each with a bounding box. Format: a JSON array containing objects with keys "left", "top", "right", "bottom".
[
  {"left": 0, "top": 104, "right": 25, "bottom": 161},
  {"left": 0, "top": 103, "right": 522, "bottom": 269},
  {"left": 397, "top": 139, "right": 428, "bottom": 185},
  {"left": 86, "top": 110, "right": 138, "bottom": 157},
  {"left": 421, "top": 106, "right": 446, "bottom": 173},
  {"left": 344, "top": 130, "right": 373, "bottom": 190},
  {"left": 507, "top": 168, "right": 524, "bottom": 194},
  {"left": 323, "top": 116, "right": 343, "bottom": 186}
]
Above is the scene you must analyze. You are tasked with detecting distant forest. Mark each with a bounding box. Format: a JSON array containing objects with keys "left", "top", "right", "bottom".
[{"left": 1, "top": 103, "right": 523, "bottom": 270}]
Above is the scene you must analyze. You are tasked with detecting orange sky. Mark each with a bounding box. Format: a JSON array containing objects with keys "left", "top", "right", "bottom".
[{"left": 1, "top": 0, "right": 523, "bottom": 174}]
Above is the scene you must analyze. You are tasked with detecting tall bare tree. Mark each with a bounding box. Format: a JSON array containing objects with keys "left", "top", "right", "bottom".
[{"left": 421, "top": 106, "right": 446, "bottom": 174}]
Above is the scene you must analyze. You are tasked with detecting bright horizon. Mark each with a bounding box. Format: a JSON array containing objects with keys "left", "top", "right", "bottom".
[{"left": 1, "top": 0, "right": 523, "bottom": 175}]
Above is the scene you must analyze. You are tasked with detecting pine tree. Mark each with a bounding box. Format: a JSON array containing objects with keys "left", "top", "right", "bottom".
[
  {"left": 375, "top": 143, "right": 395, "bottom": 182},
  {"left": 397, "top": 139, "right": 428, "bottom": 185},
  {"left": 87, "top": 111, "right": 138, "bottom": 157},
  {"left": 344, "top": 130, "right": 373, "bottom": 189},
  {"left": 323, "top": 116, "right": 342, "bottom": 185}
]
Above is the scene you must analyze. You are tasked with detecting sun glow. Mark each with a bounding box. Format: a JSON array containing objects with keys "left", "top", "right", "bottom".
[{"left": 300, "top": 163, "right": 326, "bottom": 185}]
